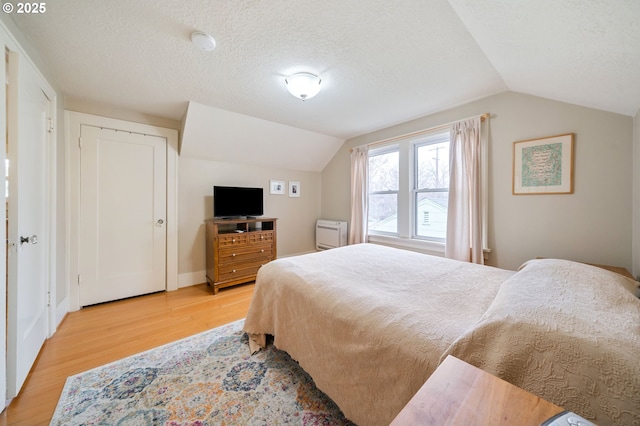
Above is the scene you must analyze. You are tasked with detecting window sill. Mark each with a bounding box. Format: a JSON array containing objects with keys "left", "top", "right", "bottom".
[
  {"left": 367, "top": 234, "right": 492, "bottom": 261},
  {"left": 367, "top": 234, "right": 446, "bottom": 257}
]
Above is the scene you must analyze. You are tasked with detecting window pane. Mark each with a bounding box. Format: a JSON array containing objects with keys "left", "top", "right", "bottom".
[
  {"left": 416, "top": 142, "right": 449, "bottom": 190},
  {"left": 368, "top": 193, "right": 398, "bottom": 234},
  {"left": 369, "top": 150, "right": 398, "bottom": 192},
  {"left": 415, "top": 191, "right": 448, "bottom": 240}
]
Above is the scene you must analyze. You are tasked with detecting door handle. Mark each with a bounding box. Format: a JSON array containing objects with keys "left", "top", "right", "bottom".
[
  {"left": 156, "top": 219, "right": 164, "bottom": 226},
  {"left": 20, "top": 235, "right": 38, "bottom": 245}
]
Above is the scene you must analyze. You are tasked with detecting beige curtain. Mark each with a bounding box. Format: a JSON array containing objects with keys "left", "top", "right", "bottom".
[
  {"left": 445, "top": 117, "right": 484, "bottom": 264},
  {"left": 349, "top": 146, "right": 369, "bottom": 244}
]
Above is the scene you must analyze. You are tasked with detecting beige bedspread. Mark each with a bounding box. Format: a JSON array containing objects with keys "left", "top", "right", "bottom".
[
  {"left": 243, "top": 243, "right": 514, "bottom": 425},
  {"left": 243, "top": 245, "right": 640, "bottom": 425},
  {"left": 442, "top": 258, "right": 640, "bottom": 426}
]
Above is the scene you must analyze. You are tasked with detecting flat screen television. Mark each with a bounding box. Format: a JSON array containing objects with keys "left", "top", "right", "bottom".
[{"left": 213, "top": 186, "right": 264, "bottom": 218}]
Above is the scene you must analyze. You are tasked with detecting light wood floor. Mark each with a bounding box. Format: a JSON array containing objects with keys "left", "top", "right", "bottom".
[{"left": 0, "top": 282, "right": 255, "bottom": 426}]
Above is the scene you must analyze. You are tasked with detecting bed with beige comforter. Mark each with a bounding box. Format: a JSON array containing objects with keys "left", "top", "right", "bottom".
[{"left": 243, "top": 243, "right": 640, "bottom": 426}]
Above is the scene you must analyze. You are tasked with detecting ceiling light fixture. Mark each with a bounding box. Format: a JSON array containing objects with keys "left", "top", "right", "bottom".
[
  {"left": 191, "top": 31, "right": 216, "bottom": 52},
  {"left": 285, "top": 72, "right": 321, "bottom": 100}
]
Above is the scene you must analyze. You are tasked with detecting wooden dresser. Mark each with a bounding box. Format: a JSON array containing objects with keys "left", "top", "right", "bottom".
[{"left": 205, "top": 218, "right": 277, "bottom": 294}]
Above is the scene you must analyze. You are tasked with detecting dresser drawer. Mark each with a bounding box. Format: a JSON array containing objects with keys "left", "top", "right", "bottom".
[
  {"left": 217, "top": 233, "right": 249, "bottom": 247},
  {"left": 217, "top": 231, "right": 274, "bottom": 247},
  {"left": 248, "top": 231, "right": 274, "bottom": 244},
  {"left": 218, "top": 244, "right": 273, "bottom": 264},
  {"left": 218, "top": 259, "right": 270, "bottom": 281}
]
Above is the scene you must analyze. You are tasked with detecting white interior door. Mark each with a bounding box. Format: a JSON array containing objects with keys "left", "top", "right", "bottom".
[
  {"left": 79, "top": 125, "right": 167, "bottom": 307},
  {"left": 6, "top": 51, "right": 51, "bottom": 397}
]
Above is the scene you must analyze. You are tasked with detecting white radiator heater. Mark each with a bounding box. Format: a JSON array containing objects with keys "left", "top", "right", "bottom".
[{"left": 316, "top": 220, "right": 348, "bottom": 250}]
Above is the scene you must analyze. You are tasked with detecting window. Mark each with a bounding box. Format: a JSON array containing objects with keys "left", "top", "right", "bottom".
[
  {"left": 367, "top": 131, "right": 451, "bottom": 245},
  {"left": 414, "top": 133, "right": 449, "bottom": 241},
  {"left": 367, "top": 146, "right": 399, "bottom": 234},
  {"left": 363, "top": 120, "right": 487, "bottom": 256}
]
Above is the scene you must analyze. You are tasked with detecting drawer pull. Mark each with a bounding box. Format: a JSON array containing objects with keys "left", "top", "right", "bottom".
[
  {"left": 232, "top": 269, "right": 236, "bottom": 273},
  {"left": 261, "top": 249, "right": 264, "bottom": 253},
  {"left": 260, "top": 235, "right": 264, "bottom": 240},
  {"left": 232, "top": 239, "right": 236, "bottom": 243},
  {"left": 232, "top": 253, "right": 236, "bottom": 257}
]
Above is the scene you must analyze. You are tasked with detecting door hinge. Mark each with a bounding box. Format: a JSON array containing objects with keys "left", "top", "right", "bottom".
[
  {"left": 78, "top": 137, "right": 82, "bottom": 149},
  {"left": 47, "top": 291, "right": 51, "bottom": 307},
  {"left": 48, "top": 118, "right": 54, "bottom": 133},
  {"left": 77, "top": 275, "right": 81, "bottom": 286}
]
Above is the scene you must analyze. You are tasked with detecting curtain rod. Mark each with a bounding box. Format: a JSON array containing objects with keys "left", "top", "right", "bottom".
[{"left": 350, "top": 112, "right": 490, "bottom": 152}]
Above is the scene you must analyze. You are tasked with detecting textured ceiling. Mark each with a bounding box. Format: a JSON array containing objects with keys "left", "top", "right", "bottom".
[
  {"left": 7, "top": 0, "right": 640, "bottom": 163},
  {"left": 7, "top": 0, "right": 507, "bottom": 140},
  {"left": 450, "top": 0, "right": 640, "bottom": 117}
]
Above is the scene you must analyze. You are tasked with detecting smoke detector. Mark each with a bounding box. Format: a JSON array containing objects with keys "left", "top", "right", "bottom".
[{"left": 191, "top": 31, "right": 216, "bottom": 52}]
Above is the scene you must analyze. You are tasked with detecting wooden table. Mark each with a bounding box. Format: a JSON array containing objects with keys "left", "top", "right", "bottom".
[{"left": 390, "top": 355, "right": 563, "bottom": 426}]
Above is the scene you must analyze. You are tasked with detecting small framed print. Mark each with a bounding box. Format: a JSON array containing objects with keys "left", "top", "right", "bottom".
[
  {"left": 270, "top": 180, "right": 285, "bottom": 195},
  {"left": 288, "top": 181, "right": 300, "bottom": 197},
  {"left": 513, "top": 133, "right": 574, "bottom": 195}
]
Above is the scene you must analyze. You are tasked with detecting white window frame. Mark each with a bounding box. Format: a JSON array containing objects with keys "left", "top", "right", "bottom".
[
  {"left": 367, "top": 132, "right": 449, "bottom": 256},
  {"left": 412, "top": 132, "right": 450, "bottom": 243},
  {"left": 365, "top": 121, "right": 490, "bottom": 258},
  {"left": 367, "top": 145, "right": 400, "bottom": 236}
]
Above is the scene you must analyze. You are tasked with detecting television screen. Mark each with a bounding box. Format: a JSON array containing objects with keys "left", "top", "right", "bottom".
[{"left": 213, "top": 186, "right": 264, "bottom": 218}]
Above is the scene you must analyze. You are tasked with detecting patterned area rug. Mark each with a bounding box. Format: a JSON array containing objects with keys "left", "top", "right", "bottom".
[{"left": 51, "top": 319, "right": 355, "bottom": 425}]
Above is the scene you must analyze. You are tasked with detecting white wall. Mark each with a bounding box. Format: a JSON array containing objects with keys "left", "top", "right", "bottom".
[
  {"left": 178, "top": 157, "right": 321, "bottom": 287},
  {"left": 322, "top": 91, "right": 634, "bottom": 271}
]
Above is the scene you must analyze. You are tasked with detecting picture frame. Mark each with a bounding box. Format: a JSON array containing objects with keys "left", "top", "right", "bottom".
[
  {"left": 288, "top": 181, "right": 300, "bottom": 198},
  {"left": 512, "top": 133, "right": 574, "bottom": 195},
  {"left": 269, "top": 180, "right": 285, "bottom": 195}
]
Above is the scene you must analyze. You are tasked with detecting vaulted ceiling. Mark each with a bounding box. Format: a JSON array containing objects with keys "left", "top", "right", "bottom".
[{"left": 8, "top": 0, "right": 640, "bottom": 171}]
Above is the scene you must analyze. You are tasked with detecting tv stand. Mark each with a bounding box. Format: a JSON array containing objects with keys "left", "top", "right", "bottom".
[{"left": 205, "top": 217, "right": 277, "bottom": 294}]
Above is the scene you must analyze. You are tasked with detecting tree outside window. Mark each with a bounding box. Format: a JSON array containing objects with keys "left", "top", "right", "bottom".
[{"left": 367, "top": 147, "right": 399, "bottom": 234}]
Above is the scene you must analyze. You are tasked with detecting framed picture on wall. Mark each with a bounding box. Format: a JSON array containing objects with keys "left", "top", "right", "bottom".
[
  {"left": 270, "top": 180, "right": 285, "bottom": 195},
  {"left": 288, "top": 181, "right": 300, "bottom": 197},
  {"left": 513, "top": 133, "right": 574, "bottom": 195}
]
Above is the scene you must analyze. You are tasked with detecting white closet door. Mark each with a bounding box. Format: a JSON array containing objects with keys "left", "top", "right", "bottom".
[{"left": 79, "top": 125, "right": 167, "bottom": 306}]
